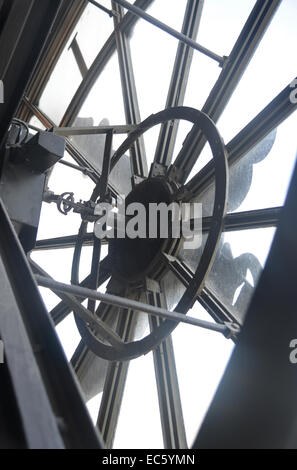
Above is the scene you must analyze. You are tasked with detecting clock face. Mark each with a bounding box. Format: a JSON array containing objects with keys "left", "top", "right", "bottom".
[{"left": 23, "top": 0, "right": 297, "bottom": 448}]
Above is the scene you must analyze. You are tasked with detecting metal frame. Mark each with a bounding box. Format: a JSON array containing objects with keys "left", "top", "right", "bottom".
[
  {"left": 1, "top": 0, "right": 295, "bottom": 450},
  {"left": 0, "top": 199, "right": 103, "bottom": 448}
]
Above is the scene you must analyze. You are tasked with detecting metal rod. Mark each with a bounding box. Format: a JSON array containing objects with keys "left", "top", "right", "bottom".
[
  {"left": 53, "top": 124, "right": 136, "bottom": 136},
  {"left": 23, "top": 98, "right": 121, "bottom": 198},
  {"left": 58, "top": 159, "right": 94, "bottom": 175},
  {"left": 113, "top": 0, "right": 225, "bottom": 66},
  {"left": 35, "top": 275, "right": 229, "bottom": 334},
  {"left": 68, "top": 34, "right": 88, "bottom": 78},
  {"left": 88, "top": 0, "right": 114, "bottom": 17},
  {"left": 48, "top": 256, "right": 111, "bottom": 325}
]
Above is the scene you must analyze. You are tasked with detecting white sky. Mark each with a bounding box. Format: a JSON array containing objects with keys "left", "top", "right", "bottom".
[{"left": 31, "top": 0, "right": 297, "bottom": 449}]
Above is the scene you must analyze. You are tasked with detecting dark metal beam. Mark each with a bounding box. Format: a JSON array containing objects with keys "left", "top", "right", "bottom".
[
  {"left": 0, "top": 0, "right": 62, "bottom": 151},
  {"left": 194, "top": 156, "right": 297, "bottom": 449},
  {"left": 171, "top": 0, "right": 282, "bottom": 183},
  {"left": 88, "top": 0, "right": 114, "bottom": 17},
  {"left": 0, "top": 198, "right": 103, "bottom": 448},
  {"left": 146, "top": 281, "right": 188, "bottom": 449},
  {"left": 112, "top": 0, "right": 148, "bottom": 178},
  {"left": 68, "top": 33, "right": 88, "bottom": 78},
  {"left": 200, "top": 207, "right": 282, "bottom": 233},
  {"left": 153, "top": 0, "right": 203, "bottom": 169},
  {"left": 16, "top": 0, "right": 87, "bottom": 123},
  {"left": 113, "top": 0, "right": 224, "bottom": 65},
  {"left": 97, "top": 308, "right": 136, "bottom": 448}
]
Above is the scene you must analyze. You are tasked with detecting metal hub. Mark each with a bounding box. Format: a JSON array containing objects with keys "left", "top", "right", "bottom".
[{"left": 109, "top": 177, "right": 181, "bottom": 283}]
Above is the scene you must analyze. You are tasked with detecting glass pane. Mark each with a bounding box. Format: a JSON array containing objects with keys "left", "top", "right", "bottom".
[
  {"left": 206, "top": 228, "right": 276, "bottom": 323},
  {"left": 184, "top": 0, "right": 256, "bottom": 110},
  {"left": 86, "top": 393, "right": 103, "bottom": 424},
  {"left": 172, "top": 303, "right": 234, "bottom": 445},
  {"left": 74, "top": 52, "right": 132, "bottom": 195},
  {"left": 76, "top": 2, "right": 114, "bottom": 68},
  {"left": 39, "top": 43, "right": 82, "bottom": 125},
  {"left": 113, "top": 352, "right": 163, "bottom": 449},
  {"left": 161, "top": 269, "right": 187, "bottom": 311},
  {"left": 231, "top": 113, "right": 297, "bottom": 213},
  {"left": 55, "top": 313, "right": 81, "bottom": 361},
  {"left": 187, "top": 111, "right": 297, "bottom": 216},
  {"left": 36, "top": 154, "right": 95, "bottom": 240},
  {"left": 129, "top": 0, "right": 187, "bottom": 121},
  {"left": 218, "top": 0, "right": 297, "bottom": 142}
]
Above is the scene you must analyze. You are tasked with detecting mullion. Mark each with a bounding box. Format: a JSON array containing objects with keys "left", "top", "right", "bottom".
[
  {"left": 68, "top": 33, "right": 88, "bottom": 78},
  {"left": 112, "top": 1, "right": 148, "bottom": 178},
  {"left": 170, "top": 0, "right": 282, "bottom": 183},
  {"left": 147, "top": 285, "right": 187, "bottom": 449},
  {"left": 183, "top": 81, "right": 297, "bottom": 201},
  {"left": 96, "top": 308, "right": 136, "bottom": 448},
  {"left": 196, "top": 207, "right": 282, "bottom": 234},
  {"left": 153, "top": 0, "right": 203, "bottom": 168},
  {"left": 88, "top": 0, "right": 114, "bottom": 17}
]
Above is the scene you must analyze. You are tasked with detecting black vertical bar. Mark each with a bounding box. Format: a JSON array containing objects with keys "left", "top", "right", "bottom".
[
  {"left": 153, "top": 0, "right": 203, "bottom": 169},
  {"left": 68, "top": 33, "right": 88, "bottom": 78},
  {"left": 112, "top": 0, "right": 148, "bottom": 177}
]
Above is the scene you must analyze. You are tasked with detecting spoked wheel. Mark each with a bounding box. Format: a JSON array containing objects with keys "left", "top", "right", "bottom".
[
  {"left": 21, "top": 0, "right": 295, "bottom": 449},
  {"left": 59, "top": 106, "right": 230, "bottom": 362}
]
